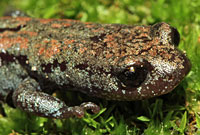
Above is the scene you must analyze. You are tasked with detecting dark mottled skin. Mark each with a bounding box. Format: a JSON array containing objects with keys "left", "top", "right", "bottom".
[{"left": 0, "top": 17, "right": 191, "bottom": 118}]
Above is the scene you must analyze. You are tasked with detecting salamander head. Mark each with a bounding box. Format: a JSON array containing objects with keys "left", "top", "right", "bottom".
[
  {"left": 75, "top": 22, "right": 190, "bottom": 101},
  {"left": 109, "top": 23, "right": 191, "bottom": 100}
]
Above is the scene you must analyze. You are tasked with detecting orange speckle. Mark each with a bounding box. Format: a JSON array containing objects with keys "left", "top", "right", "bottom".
[
  {"left": 45, "top": 45, "right": 61, "bottom": 58},
  {"left": 85, "top": 24, "right": 95, "bottom": 28},
  {"left": 39, "top": 19, "right": 54, "bottom": 24},
  {"left": 51, "top": 39, "right": 59, "bottom": 44},
  {"left": 43, "top": 39, "right": 61, "bottom": 58},
  {"left": 92, "top": 27, "right": 104, "bottom": 33},
  {"left": 61, "top": 19, "right": 79, "bottom": 23},
  {"left": 15, "top": 17, "right": 32, "bottom": 22},
  {"left": 84, "top": 22, "right": 93, "bottom": 25},
  {"left": 43, "top": 39, "right": 50, "bottom": 43},
  {"left": 36, "top": 39, "right": 62, "bottom": 58},
  {"left": 18, "top": 31, "right": 38, "bottom": 37},
  {"left": 62, "top": 39, "right": 75, "bottom": 50},
  {"left": 35, "top": 43, "right": 42, "bottom": 48},
  {"left": 64, "top": 39, "right": 75, "bottom": 45},
  {"left": 0, "top": 37, "right": 12, "bottom": 49},
  {"left": 79, "top": 47, "right": 87, "bottom": 54},
  {"left": 104, "top": 35, "right": 114, "bottom": 42},
  {"left": 38, "top": 47, "right": 45, "bottom": 55},
  {"left": 106, "top": 53, "right": 113, "bottom": 58},
  {"left": 51, "top": 23, "right": 62, "bottom": 28},
  {"left": 149, "top": 49, "right": 157, "bottom": 56},
  {"left": 0, "top": 31, "right": 15, "bottom": 37},
  {"left": 19, "top": 37, "right": 29, "bottom": 49},
  {"left": 0, "top": 36, "right": 29, "bottom": 50},
  {"left": 62, "top": 23, "right": 71, "bottom": 27}
]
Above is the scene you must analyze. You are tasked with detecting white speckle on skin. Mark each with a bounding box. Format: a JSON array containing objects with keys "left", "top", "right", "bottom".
[
  {"left": 31, "top": 66, "right": 37, "bottom": 71},
  {"left": 137, "top": 87, "right": 142, "bottom": 94},
  {"left": 121, "top": 82, "right": 126, "bottom": 87},
  {"left": 65, "top": 74, "right": 70, "bottom": 77},
  {"left": 0, "top": 48, "right": 6, "bottom": 53},
  {"left": 162, "top": 90, "right": 166, "bottom": 93},
  {"left": 122, "top": 90, "right": 126, "bottom": 94},
  {"left": 152, "top": 58, "right": 177, "bottom": 75},
  {"left": 15, "top": 46, "right": 20, "bottom": 51}
]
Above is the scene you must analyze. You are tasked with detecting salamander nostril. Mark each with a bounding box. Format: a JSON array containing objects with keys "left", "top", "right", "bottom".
[{"left": 171, "top": 27, "right": 180, "bottom": 46}]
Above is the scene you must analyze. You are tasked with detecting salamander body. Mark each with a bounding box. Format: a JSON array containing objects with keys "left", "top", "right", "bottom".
[{"left": 0, "top": 17, "right": 191, "bottom": 118}]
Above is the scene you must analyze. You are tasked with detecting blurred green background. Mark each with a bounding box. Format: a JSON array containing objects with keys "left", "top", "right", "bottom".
[{"left": 0, "top": 0, "right": 200, "bottom": 134}]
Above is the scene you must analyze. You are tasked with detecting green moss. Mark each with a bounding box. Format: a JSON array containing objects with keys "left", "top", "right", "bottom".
[{"left": 0, "top": 0, "right": 199, "bottom": 134}]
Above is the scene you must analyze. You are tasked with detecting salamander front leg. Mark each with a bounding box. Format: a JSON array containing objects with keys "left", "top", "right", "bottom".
[{"left": 12, "top": 78, "right": 100, "bottom": 119}]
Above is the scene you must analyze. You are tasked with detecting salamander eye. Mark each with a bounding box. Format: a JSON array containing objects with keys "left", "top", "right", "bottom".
[
  {"left": 151, "top": 22, "right": 180, "bottom": 47},
  {"left": 170, "top": 27, "right": 180, "bottom": 46},
  {"left": 118, "top": 65, "right": 148, "bottom": 87}
]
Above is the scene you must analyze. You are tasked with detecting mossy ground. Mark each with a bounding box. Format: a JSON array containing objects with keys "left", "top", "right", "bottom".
[{"left": 0, "top": 0, "right": 200, "bottom": 134}]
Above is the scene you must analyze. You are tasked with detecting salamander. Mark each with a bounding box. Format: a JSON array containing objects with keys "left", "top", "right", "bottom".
[{"left": 0, "top": 17, "right": 191, "bottom": 118}]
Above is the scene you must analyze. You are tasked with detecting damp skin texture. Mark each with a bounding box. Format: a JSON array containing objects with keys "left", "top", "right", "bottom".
[{"left": 0, "top": 17, "right": 191, "bottom": 119}]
